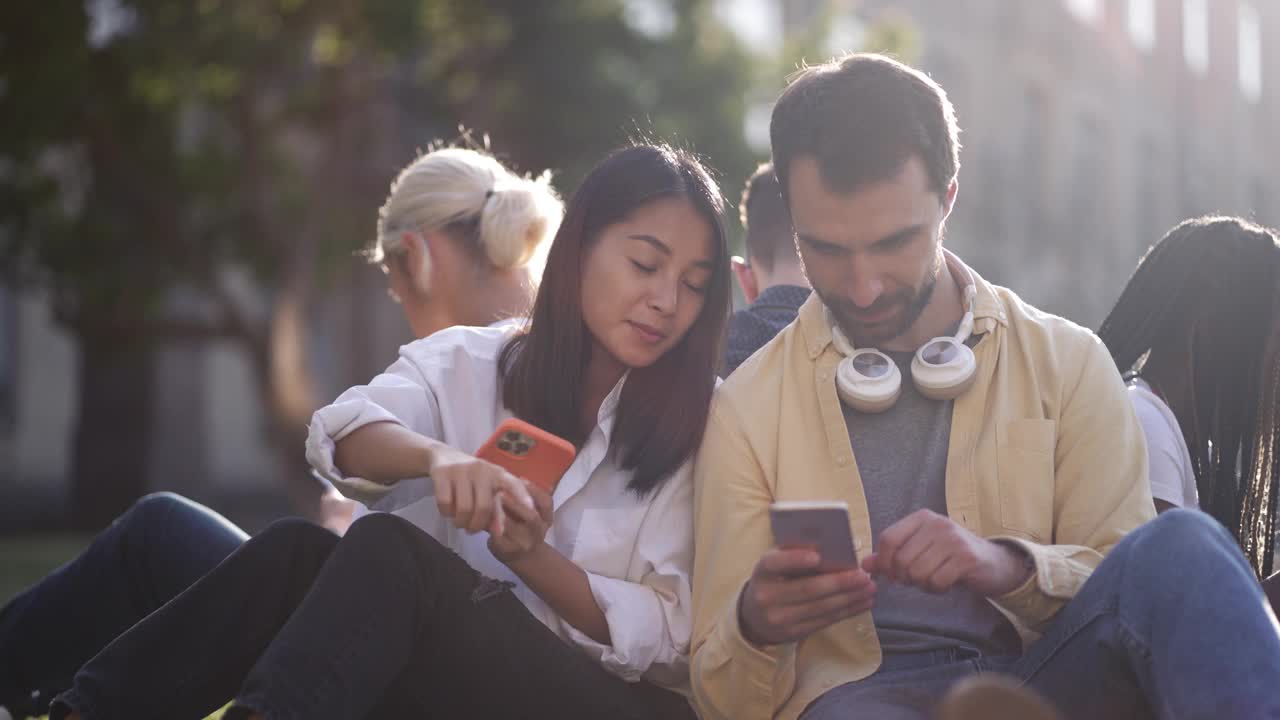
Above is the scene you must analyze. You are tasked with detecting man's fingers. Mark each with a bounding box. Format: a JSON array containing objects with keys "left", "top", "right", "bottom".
[
  {"left": 759, "top": 547, "right": 822, "bottom": 577},
  {"left": 762, "top": 582, "right": 876, "bottom": 628},
  {"left": 876, "top": 510, "right": 933, "bottom": 578},
  {"left": 754, "top": 568, "right": 872, "bottom": 608},
  {"left": 775, "top": 595, "right": 876, "bottom": 642},
  {"left": 926, "top": 560, "right": 965, "bottom": 594},
  {"left": 903, "top": 545, "right": 951, "bottom": 589},
  {"left": 891, "top": 532, "right": 938, "bottom": 584}
]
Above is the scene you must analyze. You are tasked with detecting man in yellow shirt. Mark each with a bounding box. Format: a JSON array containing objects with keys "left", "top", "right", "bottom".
[{"left": 690, "top": 53, "right": 1280, "bottom": 720}]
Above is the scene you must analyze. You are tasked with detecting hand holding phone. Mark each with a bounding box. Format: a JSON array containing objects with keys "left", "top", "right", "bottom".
[
  {"left": 426, "top": 419, "right": 573, "bottom": 538},
  {"left": 738, "top": 500, "right": 873, "bottom": 647},
  {"left": 475, "top": 418, "right": 576, "bottom": 494}
]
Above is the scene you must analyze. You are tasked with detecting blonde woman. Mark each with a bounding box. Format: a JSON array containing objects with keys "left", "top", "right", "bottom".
[
  {"left": 0, "top": 146, "right": 561, "bottom": 720},
  {"left": 373, "top": 146, "right": 562, "bottom": 336}
]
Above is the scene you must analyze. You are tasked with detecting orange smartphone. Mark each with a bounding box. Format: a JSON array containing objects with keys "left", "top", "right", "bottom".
[{"left": 475, "top": 418, "right": 576, "bottom": 494}]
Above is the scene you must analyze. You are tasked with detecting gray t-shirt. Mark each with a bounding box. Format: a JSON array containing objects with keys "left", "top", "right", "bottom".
[{"left": 842, "top": 345, "right": 1020, "bottom": 657}]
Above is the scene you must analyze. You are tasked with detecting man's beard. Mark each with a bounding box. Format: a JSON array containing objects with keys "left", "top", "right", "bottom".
[{"left": 822, "top": 271, "right": 938, "bottom": 348}]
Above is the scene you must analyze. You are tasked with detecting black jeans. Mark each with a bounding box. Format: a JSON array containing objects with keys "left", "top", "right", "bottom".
[
  {"left": 52, "top": 513, "right": 696, "bottom": 720},
  {"left": 0, "top": 493, "right": 247, "bottom": 718}
]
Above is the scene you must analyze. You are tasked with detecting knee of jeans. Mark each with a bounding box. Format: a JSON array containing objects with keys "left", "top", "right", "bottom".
[
  {"left": 1128, "top": 509, "right": 1240, "bottom": 572},
  {"left": 344, "top": 513, "right": 443, "bottom": 559},
  {"left": 256, "top": 517, "right": 339, "bottom": 554},
  {"left": 120, "top": 492, "right": 191, "bottom": 541},
  {"left": 130, "top": 491, "right": 188, "bottom": 521},
  {"left": 344, "top": 512, "right": 411, "bottom": 546}
]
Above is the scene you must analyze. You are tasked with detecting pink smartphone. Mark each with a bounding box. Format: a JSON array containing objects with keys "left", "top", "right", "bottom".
[{"left": 769, "top": 500, "right": 859, "bottom": 574}]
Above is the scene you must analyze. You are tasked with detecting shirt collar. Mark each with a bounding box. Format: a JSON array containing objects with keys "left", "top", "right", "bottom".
[
  {"left": 797, "top": 251, "right": 1008, "bottom": 361},
  {"left": 595, "top": 370, "right": 629, "bottom": 437}
]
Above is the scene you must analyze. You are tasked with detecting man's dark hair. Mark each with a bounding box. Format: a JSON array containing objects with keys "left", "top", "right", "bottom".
[
  {"left": 739, "top": 163, "right": 795, "bottom": 272},
  {"left": 770, "top": 53, "right": 960, "bottom": 203}
]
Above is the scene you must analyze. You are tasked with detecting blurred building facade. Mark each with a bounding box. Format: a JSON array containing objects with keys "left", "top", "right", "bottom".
[{"left": 779, "top": 0, "right": 1279, "bottom": 326}]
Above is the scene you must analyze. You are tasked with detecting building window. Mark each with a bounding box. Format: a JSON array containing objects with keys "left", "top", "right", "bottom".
[
  {"left": 1239, "top": 3, "right": 1263, "bottom": 103},
  {"left": 1127, "top": 0, "right": 1157, "bottom": 52},
  {"left": 1182, "top": 0, "right": 1210, "bottom": 76},
  {"left": 1064, "top": 0, "right": 1102, "bottom": 24}
]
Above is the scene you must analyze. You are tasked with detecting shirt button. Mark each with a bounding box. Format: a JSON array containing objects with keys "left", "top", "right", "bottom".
[{"left": 835, "top": 455, "right": 849, "bottom": 466}]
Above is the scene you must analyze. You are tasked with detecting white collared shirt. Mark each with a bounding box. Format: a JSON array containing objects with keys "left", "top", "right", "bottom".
[{"left": 306, "top": 324, "right": 694, "bottom": 690}]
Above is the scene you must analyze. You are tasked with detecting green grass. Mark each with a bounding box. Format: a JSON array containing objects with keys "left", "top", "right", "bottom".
[{"left": 0, "top": 535, "right": 89, "bottom": 605}]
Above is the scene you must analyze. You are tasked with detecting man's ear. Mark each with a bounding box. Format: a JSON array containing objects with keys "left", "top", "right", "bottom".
[
  {"left": 942, "top": 179, "right": 959, "bottom": 223},
  {"left": 401, "top": 231, "right": 432, "bottom": 296},
  {"left": 732, "top": 255, "right": 760, "bottom": 305}
]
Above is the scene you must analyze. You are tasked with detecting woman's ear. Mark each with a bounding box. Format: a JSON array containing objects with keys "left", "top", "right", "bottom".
[{"left": 401, "top": 231, "right": 432, "bottom": 296}]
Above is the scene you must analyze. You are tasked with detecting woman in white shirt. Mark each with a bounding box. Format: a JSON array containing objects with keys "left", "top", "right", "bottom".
[
  {"left": 51, "top": 143, "right": 731, "bottom": 720},
  {"left": 1099, "top": 215, "right": 1280, "bottom": 587}
]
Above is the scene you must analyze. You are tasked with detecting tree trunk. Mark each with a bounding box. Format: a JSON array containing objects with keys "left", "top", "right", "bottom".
[{"left": 68, "top": 334, "right": 155, "bottom": 531}]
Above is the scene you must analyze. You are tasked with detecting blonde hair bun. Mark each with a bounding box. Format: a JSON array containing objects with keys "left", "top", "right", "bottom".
[
  {"left": 480, "top": 169, "right": 562, "bottom": 269},
  {"left": 375, "top": 147, "right": 563, "bottom": 270}
]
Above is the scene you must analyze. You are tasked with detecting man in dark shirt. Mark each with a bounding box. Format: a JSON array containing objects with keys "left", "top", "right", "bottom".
[{"left": 725, "top": 163, "right": 811, "bottom": 375}]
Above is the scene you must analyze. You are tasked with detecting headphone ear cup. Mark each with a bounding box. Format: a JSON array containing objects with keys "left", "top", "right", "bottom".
[
  {"left": 911, "top": 341, "right": 977, "bottom": 400},
  {"left": 835, "top": 351, "right": 902, "bottom": 413}
]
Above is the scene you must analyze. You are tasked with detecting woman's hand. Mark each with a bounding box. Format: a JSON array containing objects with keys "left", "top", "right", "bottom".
[
  {"left": 488, "top": 481, "right": 554, "bottom": 565},
  {"left": 427, "top": 444, "right": 534, "bottom": 534}
]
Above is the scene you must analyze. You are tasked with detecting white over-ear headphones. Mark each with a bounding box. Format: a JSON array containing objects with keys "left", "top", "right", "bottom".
[{"left": 828, "top": 257, "right": 979, "bottom": 413}]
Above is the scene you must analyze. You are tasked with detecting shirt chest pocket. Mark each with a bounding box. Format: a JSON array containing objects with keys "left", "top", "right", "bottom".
[
  {"left": 569, "top": 508, "right": 641, "bottom": 575},
  {"left": 996, "top": 419, "right": 1056, "bottom": 543}
]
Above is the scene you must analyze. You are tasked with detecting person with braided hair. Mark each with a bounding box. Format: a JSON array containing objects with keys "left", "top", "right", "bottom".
[{"left": 1099, "top": 215, "right": 1280, "bottom": 605}]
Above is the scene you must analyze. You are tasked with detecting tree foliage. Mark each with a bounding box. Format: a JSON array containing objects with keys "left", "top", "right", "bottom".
[{"left": 0, "top": 0, "right": 755, "bottom": 526}]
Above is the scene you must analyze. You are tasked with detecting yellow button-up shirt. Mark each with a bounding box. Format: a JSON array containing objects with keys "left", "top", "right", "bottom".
[{"left": 690, "top": 265, "right": 1155, "bottom": 720}]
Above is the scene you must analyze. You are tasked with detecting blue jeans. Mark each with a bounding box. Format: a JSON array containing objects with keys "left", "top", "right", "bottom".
[
  {"left": 803, "top": 510, "right": 1280, "bottom": 719},
  {"left": 0, "top": 493, "right": 247, "bottom": 718}
]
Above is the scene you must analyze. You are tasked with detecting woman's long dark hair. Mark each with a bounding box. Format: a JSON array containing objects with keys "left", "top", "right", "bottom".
[
  {"left": 1098, "top": 215, "right": 1280, "bottom": 577},
  {"left": 498, "top": 144, "right": 731, "bottom": 496}
]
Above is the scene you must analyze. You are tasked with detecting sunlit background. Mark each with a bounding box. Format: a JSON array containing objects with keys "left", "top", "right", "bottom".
[{"left": 1, "top": 0, "right": 1276, "bottom": 597}]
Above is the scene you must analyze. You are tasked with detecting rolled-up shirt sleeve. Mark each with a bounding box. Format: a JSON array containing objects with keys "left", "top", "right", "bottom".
[
  {"left": 562, "top": 465, "right": 694, "bottom": 688},
  {"left": 305, "top": 347, "right": 442, "bottom": 505}
]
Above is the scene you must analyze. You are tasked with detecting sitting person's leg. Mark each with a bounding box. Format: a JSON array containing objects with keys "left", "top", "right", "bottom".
[
  {"left": 227, "top": 513, "right": 693, "bottom": 720},
  {"left": 49, "top": 517, "right": 338, "bottom": 720},
  {"left": 0, "top": 492, "right": 247, "bottom": 718},
  {"left": 985, "top": 510, "right": 1280, "bottom": 719}
]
